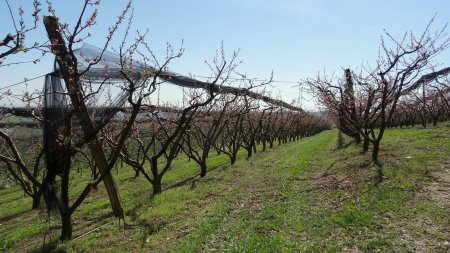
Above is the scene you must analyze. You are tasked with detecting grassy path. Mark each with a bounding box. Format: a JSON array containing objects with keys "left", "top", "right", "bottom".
[
  {"left": 2, "top": 125, "right": 450, "bottom": 252},
  {"left": 55, "top": 130, "right": 337, "bottom": 252},
  {"left": 176, "top": 131, "right": 337, "bottom": 252}
]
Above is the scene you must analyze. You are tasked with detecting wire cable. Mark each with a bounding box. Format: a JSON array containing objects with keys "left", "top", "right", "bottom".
[
  {"left": 0, "top": 74, "right": 47, "bottom": 91},
  {"left": 191, "top": 75, "right": 301, "bottom": 84}
]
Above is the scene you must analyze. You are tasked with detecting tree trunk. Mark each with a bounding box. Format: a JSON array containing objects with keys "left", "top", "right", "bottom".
[
  {"left": 60, "top": 209, "right": 72, "bottom": 241},
  {"left": 230, "top": 155, "right": 237, "bottom": 165},
  {"left": 152, "top": 177, "right": 162, "bottom": 196},
  {"left": 247, "top": 147, "right": 252, "bottom": 158},
  {"left": 372, "top": 140, "right": 380, "bottom": 163},
  {"left": 92, "top": 169, "right": 99, "bottom": 189},
  {"left": 421, "top": 119, "right": 427, "bottom": 128},
  {"left": 337, "top": 130, "right": 344, "bottom": 149},
  {"left": 200, "top": 160, "right": 207, "bottom": 178},
  {"left": 371, "top": 140, "right": 384, "bottom": 185},
  {"left": 31, "top": 191, "right": 41, "bottom": 209},
  {"left": 151, "top": 158, "right": 162, "bottom": 195},
  {"left": 362, "top": 137, "right": 370, "bottom": 154},
  {"left": 354, "top": 133, "right": 361, "bottom": 144},
  {"left": 262, "top": 141, "right": 266, "bottom": 151}
]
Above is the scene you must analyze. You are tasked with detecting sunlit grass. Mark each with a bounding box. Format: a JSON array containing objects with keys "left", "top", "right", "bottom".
[{"left": 1, "top": 124, "right": 449, "bottom": 252}]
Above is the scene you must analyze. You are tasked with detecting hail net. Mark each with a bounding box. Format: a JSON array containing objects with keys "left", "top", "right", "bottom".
[
  {"left": 42, "top": 44, "right": 145, "bottom": 200},
  {"left": 42, "top": 43, "right": 308, "bottom": 196}
]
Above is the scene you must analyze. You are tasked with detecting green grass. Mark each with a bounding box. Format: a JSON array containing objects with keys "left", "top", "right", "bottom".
[{"left": 1, "top": 124, "right": 450, "bottom": 252}]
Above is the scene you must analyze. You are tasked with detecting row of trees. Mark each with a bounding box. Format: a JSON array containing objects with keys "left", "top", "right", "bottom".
[
  {"left": 0, "top": 0, "right": 328, "bottom": 242},
  {"left": 391, "top": 77, "right": 450, "bottom": 128},
  {"left": 0, "top": 90, "right": 328, "bottom": 241},
  {"left": 307, "top": 17, "right": 450, "bottom": 181},
  {"left": 117, "top": 94, "right": 329, "bottom": 196}
]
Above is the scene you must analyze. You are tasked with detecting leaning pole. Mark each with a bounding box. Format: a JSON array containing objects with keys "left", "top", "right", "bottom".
[{"left": 43, "top": 16, "right": 124, "bottom": 218}]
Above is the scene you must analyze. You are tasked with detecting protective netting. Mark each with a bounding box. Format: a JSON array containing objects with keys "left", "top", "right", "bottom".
[
  {"left": 401, "top": 67, "right": 450, "bottom": 95},
  {"left": 73, "top": 44, "right": 145, "bottom": 132},
  {"left": 42, "top": 72, "right": 70, "bottom": 208},
  {"left": 41, "top": 43, "right": 307, "bottom": 208},
  {"left": 43, "top": 72, "right": 67, "bottom": 176},
  {"left": 42, "top": 44, "right": 145, "bottom": 208},
  {"left": 43, "top": 44, "right": 145, "bottom": 146}
]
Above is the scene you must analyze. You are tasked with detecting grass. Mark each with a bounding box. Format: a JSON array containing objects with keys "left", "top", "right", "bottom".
[{"left": 1, "top": 124, "right": 450, "bottom": 252}]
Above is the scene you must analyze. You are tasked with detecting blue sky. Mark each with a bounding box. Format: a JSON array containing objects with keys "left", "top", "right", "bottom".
[{"left": 1, "top": 0, "right": 450, "bottom": 109}]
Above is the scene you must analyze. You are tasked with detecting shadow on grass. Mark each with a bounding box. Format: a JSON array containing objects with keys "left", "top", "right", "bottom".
[
  {"left": 123, "top": 162, "right": 233, "bottom": 240},
  {"left": 73, "top": 212, "right": 115, "bottom": 234},
  {"left": 165, "top": 162, "right": 228, "bottom": 191},
  {"left": 29, "top": 238, "right": 65, "bottom": 253},
  {"left": 336, "top": 130, "right": 355, "bottom": 150},
  {"left": 373, "top": 160, "right": 387, "bottom": 187},
  {"left": 0, "top": 207, "right": 41, "bottom": 222}
]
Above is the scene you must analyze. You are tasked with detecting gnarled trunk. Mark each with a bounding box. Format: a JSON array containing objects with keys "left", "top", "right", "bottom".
[
  {"left": 362, "top": 137, "right": 370, "bottom": 154},
  {"left": 152, "top": 178, "right": 162, "bottom": 196},
  {"left": 31, "top": 191, "right": 42, "bottom": 209},
  {"left": 230, "top": 155, "right": 237, "bottom": 165},
  {"left": 372, "top": 140, "right": 380, "bottom": 163},
  {"left": 200, "top": 160, "right": 207, "bottom": 178}
]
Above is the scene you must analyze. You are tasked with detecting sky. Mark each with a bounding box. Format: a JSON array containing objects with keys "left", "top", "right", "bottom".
[{"left": 1, "top": 0, "right": 450, "bottom": 110}]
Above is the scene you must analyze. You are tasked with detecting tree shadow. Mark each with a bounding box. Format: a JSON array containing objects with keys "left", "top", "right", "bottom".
[
  {"left": 336, "top": 130, "right": 355, "bottom": 150},
  {"left": 0, "top": 208, "right": 40, "bottom": 223},
  {"left": 73, "top": 212, "right": 115, "bottom": 234},
  {"left": 123, "top": 161, "right": 234, "bottom": 249},
  {"left": 164, "top": 162, "right": 227, "bottom": 191},
  {"left": 374, "top": 161, "right": 384, "bottom": 187},
  {"left": 29, "top": 238, "right": 65, "bottom": 253},
  {"left": 123, "top": 161, "right": 231, "bottom": 238}
]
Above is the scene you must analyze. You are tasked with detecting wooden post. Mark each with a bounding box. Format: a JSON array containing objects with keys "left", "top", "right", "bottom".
[
  {"left": 43, "top": 16, "right": 124, "bottom": 218},
  {"left": 422, "top": 81, "right": 427, "bottom": 128}
]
